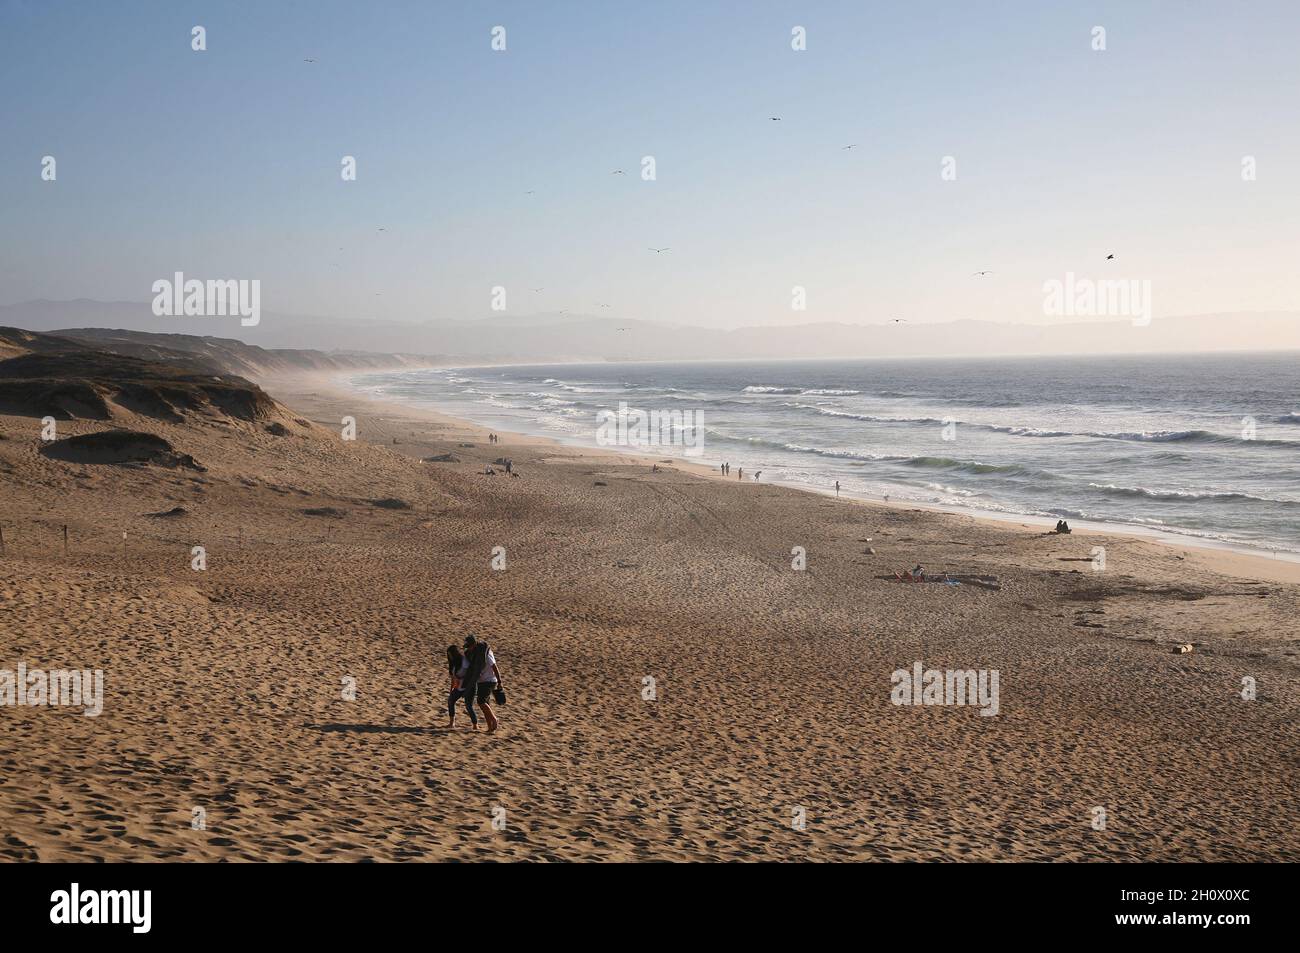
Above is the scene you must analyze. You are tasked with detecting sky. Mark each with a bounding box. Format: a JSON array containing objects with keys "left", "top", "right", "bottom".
[{"left": 2, "top": 0, "right": 1300, "bottom": 333}]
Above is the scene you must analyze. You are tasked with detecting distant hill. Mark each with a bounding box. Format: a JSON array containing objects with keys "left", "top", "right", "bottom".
[
  {"left": 0, "top": 301, "right": 449, "bottom": 370},
  {"left": 51, "top": 327, "right": 444, "bottom": 379},
  {"left": 2, "top": 299, "right": 1298, "bottom": 363}
]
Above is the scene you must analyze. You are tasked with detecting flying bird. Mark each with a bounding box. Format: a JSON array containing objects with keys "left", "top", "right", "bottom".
[
  {"left": 768, "top": 116, "right": 782, "bottom": 121},
  {"left": 842, "top": 144, "right": 858, "bottom": 150},
  {"left": 611, "top": 170, "right": 625, "bottom": 175},
  {"left": 303, "top": 58, "right": 317, "bottom": 63},
  {"left": 648, "top": 247, "right": 670, "bottom": 254},
  {"left": 971, "top": 270, "right": 993, "bottom": 277},
  {"left": 525, "top": 190, "right": 535, "bottom": 195},
  {"left": 1106, "top": 253, "right": 1115, "bottom": 260},
  {"left": 530, "top": 287, "right": 544, "bottom": 293},
  {"left": 377, "top": 227, "right": 386, "bottom": 232},
  {"left": 889, "top": 318, "right": 905, "bottom": 323}
]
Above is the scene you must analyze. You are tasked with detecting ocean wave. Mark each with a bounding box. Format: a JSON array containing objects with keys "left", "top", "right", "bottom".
[
  {"left": 524, "top": 390, "right": 575, "bottom": 402},
  {"left": 789, "top": 404, "right": 1064, "bottom": 435},
  {"left": 1084, "top": 429, "right": 1300, "bottom": 448},
  {"left": 745, "top": 385, "right": 863, "bottom": 396},
  {"left": 987, "top": 425, "right": 1074, "bottom": 438},
  {"left": 789, "top": 404, "right": 945, "bottom": 425},
  {"left": 657, "top": 394, "right": 755, "bottom": 407},
  {"left": 785, "top": 403, "right": 1300, "bottom": 447},
  {"left": 555, "top": 383, "right": 620, "bottom": 394},
  {"left": 702, "top": 429, "right": 903, "bottom": 462},
  {"left": 866, "top": 391, "right": 1024, "bottom": 407},
  {"left": 924, "top": 482, "right": 977, "bottom": 497},
  {"left": 902, "top": 456, "right": 1038, "bottom": 477},
  {"left": 1100, "top": 450, "right": 1194, "bottom": 465},
  {"left": 1086, "top": 429, "right": 1210, "bottom": 443},
  {"left": 1086, "top": 483, "right": 1300, "bottom": 505}
]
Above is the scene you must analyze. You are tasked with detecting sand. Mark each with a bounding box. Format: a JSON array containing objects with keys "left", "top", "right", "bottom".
[{"left": 0, "top": 370, "right": 1297, "bottom": 861}]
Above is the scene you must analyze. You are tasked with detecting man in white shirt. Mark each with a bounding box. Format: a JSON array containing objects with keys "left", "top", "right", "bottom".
[{"left": 462, "top": 635, "right": 502, "bottom": 734}]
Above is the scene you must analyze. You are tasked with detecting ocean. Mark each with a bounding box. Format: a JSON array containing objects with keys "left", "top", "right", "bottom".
[{"left": 351, "top": 353, "right": 1300, "bottom": 556}]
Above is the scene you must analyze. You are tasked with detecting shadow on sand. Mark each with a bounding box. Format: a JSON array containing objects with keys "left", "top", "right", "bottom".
[{"left": 308, "top": 723, "right": 451, "bottom": 735}]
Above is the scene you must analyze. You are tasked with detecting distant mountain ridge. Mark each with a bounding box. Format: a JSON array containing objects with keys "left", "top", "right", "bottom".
[
  {"left": 52, "top": 327, "right": 444, "bottom": 379},
  {"left": 2, "top": 299, "right": 1297, "bottom": 363}
]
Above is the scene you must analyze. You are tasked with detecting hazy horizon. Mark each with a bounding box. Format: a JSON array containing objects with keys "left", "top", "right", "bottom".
[{"left": 3, "top": 297, "right": 1299, "bottom": 362}]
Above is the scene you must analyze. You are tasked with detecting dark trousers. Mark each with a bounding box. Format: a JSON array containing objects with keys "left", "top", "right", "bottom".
[{"left": 449, "top": 688, "right": 477, "bottom": 724}]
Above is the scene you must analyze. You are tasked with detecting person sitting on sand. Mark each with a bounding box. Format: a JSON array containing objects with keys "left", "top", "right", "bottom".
[
  {"left": 912, "top": 564, "right": 924, "bottom": 580},
  {"left": 445, "top": 645, "right": 478, "bottom": 729},
  {"left": 462, "top": 635, "right": 502, "bottom": 734},
  {"left": 1055, "top": 519, "right": 1071, "bottom": 534}
]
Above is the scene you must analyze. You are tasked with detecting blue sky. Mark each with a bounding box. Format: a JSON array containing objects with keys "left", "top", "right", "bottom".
[{"left": 3, "top": 0, "right": 1299, "bottom": 330}]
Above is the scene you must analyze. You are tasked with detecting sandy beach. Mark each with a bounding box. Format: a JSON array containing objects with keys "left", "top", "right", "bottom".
[{"left": 1, "top": 370, "right": 1298, "bottom": 862}]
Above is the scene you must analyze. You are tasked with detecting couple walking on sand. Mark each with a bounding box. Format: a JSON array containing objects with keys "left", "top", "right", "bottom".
[{"left": 446, "top": 635, "right": 504, "bottom": 733}]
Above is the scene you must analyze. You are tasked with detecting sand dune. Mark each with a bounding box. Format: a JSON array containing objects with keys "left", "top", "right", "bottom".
[{"left": 0, "top": 369, "right": 1297, "bottom": 861}]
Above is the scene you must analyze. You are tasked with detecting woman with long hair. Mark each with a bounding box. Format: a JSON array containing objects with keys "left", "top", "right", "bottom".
[{"left": 445, "top": 644, "right": 478, "bottom": 729}]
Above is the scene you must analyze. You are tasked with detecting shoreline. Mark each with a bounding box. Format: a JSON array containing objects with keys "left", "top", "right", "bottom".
[
  {"left": 6, "top": 363, "right": 1299, "bottom": 861},
  {"left": 269, "top": 368, "right": 1300, "bottom": 586}
]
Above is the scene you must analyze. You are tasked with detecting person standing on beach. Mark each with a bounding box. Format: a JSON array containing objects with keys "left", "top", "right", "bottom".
[
  {"left": 446, "top": 645, "right": 478, "bottom": 729},
  {"left": 835, "top": 480, "right": 840, "bottom": 496},
  {"left": 462, "top": 635, "right": 502, "bottom": 734},
  {"left": 737, "top": 467, "right": 743, "bottom": 480}
]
